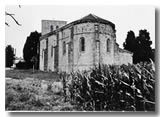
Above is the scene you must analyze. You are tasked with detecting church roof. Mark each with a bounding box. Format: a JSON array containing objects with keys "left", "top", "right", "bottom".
[
  {"left": 59, "top": 13, "right": 115, "bottom": 31},
  {"left": 40, "top": 14, "right": 115, "bottom": 40},
  {"left": 76, "top": 14, "right": 115, "bottom": 28}
]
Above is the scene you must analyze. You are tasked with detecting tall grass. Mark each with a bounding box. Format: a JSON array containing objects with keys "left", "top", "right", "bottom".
[{"left": 61, "top": 62, "right": 155, "bottom": 111}]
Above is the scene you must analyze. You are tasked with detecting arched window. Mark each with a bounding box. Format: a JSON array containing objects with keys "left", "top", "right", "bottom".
[
  {"left": 63, "top": 41, "right": 66, "bottom": 55},
  {"left": 56, "top": 26, "right": 59, "bottom": 29},
  {"left": 50, "top": 25, "right": 53, "bottom": 32},
  {"left": 42, "top": 49, "right": 43, "bottom": 59},
  {"left": 106, "top": 39, "right": 110, "bottom": 52},
  {"left": 51, "top": 46, "right": 53, "bottom": 57},
  {"left": 80, "top": 37, "right": 85, "bottom": 52}
]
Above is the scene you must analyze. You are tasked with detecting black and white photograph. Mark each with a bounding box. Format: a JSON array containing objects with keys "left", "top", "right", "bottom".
[{"left": 5, "top": 5, "right": 155, "bottom": 112}]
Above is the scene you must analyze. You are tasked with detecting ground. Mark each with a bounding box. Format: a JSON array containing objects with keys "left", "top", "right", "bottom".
[{"left": 5, "top": 69, "right": 77, "bottom": 111}]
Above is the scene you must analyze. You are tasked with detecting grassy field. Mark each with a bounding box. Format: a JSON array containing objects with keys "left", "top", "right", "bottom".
[
  {"left": 5, "top": 69, "right": 77, "bottom": 111},
  {"left": 5, "top": 69, "right": 59, "bottom": 81}
]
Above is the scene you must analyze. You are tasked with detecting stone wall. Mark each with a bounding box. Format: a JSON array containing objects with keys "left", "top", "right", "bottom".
[
  {"left": 58, "top": 23, "right": 96, "bottom": 72},
  {"left": 114, "top": 51, "right": 133, "bottom": 65},
  {"left": 47, "top": 35, "right": 57, "bottom": 71},
  {"left": 73, "top": 23, "right": 95, "bottom": 72},
  {"left": 40, "top": 21, "right": 133, "bottom": 72},
  {"left": 39, "top": 39, "right": 46, "bottom": 71}
]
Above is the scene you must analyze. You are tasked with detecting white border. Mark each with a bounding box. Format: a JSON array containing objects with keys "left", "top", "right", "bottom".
[{"left": 1, "top": 0, "right": 160, "bottom": 117}]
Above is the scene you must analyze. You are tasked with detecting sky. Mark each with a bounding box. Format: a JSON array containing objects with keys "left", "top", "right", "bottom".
[{"left": 5, "top": 5, "right": 155, "bottom": 58}]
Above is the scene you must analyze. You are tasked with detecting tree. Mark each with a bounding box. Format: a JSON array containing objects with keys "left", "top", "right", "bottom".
[
  {"left": 23, "top": 31, "right": 41, "bottom": 69},
  {"left": 123, "top": 29, "right": 154, "bottom": 64},
  {"left": 5, "top": 45, "right": 15, "bottom": 67},
  {"left": 31, "top": 56, "right": 38, "bottom": 73},
  {"left": 134, "top": 29, "right": 152, "bottom": 63},
  {"left": 123, "top": 30, "right": 136, "bottom": 52}
]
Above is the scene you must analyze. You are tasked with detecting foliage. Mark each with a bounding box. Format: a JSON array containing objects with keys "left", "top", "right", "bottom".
[
  {"left": 123, "top": 30, "right": 136, "bottom": 52},
  {"left": 15, "top": 61, "right": 29, "bottom": 69},
  {"left": 134, "top": 30, "right": 153, "bottom": 63},
  {"left": 62, "top": 63, "right": 155, "bottom": 111},
  {"left": 6, "top": 62, "right": 155, "bottom": 111},
  {"left": 23, "top": 31, "right": 41, "bottom": 69},
  {"left": 123, "top": 29, "right": 154, "bottom": 63},
  {"left": 5, "top": 45, "right": 15, "bottom": 67}
]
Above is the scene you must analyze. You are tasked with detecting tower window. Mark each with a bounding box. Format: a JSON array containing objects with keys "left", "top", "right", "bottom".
[{"left": 80, "top": 37, "right": 85, "bottom": 52}]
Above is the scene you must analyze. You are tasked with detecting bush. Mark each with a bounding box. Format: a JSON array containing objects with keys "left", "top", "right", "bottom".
[
  {"left": 15, "top": 61, "right": 29, "bottom": 69},
  {"left": 62, "top": 63, "right": 155, "bottom": 111}
]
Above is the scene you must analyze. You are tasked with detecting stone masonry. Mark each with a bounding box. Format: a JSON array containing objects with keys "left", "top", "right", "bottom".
[{"left": 39, "top": 14, "right": 133, "bottom": 73}]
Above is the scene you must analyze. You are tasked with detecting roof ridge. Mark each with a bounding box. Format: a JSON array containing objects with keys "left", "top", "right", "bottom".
[
  {"left": 79, "top": 13, "right": 92, "bottom": 20},
  {"left": 90, "top": 13, "right": 98, "bottom": 19}
]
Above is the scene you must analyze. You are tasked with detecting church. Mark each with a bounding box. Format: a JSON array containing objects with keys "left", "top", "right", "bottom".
[{"left": 39, "top": 14, "right": 133, "bottom": 72}]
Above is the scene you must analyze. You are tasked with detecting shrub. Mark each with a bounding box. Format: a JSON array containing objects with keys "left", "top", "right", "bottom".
[{"left": 15, "top": 61, "right": 29, "bottom": 69}]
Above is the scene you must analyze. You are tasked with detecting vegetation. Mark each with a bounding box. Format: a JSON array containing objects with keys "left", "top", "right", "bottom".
[
  {"left": 23, "top": 31, "right": 41, "bottom": 69},
  {"left": 6, "top": 78, "right": 75, "bottom": 111},
  {"left": 5, "top": 45, "right": 15, "bottom": 67},
  {"left": 6, "top": 69, "right": 59, "bottom": 81},
  {"left": 62, "top": 62, "right": 155, "bottom": 111},
  {"left": 6, "top": 62, "right": 155, "bottom": 111},
  {"left": 123, "top": 29, "right": 154, "bottom": 63}
]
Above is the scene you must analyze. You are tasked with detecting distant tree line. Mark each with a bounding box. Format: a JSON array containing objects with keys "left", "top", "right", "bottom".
[
  {"left": 5, "top": 45, "right": 15, "bottom": 67},
  {"left": 123, "top": 29, "right": 154, "bottom": 64}
]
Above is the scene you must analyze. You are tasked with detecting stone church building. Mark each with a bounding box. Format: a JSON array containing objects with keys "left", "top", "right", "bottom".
[{"left": 39, "top": 14, "right": 132, "bottom": 72}]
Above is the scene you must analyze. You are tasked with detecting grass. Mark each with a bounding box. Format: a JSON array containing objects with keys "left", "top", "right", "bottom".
[
  {"left": 5, "top": 69, "right": 59, "bottom": 81},
  {"left": 5, "top": 74, "right": 76, "bottom": 111}
]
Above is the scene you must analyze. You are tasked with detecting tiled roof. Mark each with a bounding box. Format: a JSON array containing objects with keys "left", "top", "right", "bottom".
[
  {"left": 76, "top": 14, "right": 115, "bottom": 28},
  {"left": 59, "top": 13, "right": 115, "bottom": 31}
]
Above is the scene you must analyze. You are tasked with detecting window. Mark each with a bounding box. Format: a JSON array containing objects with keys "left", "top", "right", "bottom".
[
  {"left": 51, "top": 46, "right": 53, "bottom": 57},
  {"left": 42, "top": 49, "right": 44, "bottom": 59},
  {"left": 50, "top": 25, "right": 53, "bottom": 32},
  {"left": 80, "top": 37, "right": 85, "bottom": 52},
  {"left": 56, "top": 26, "right": 59, "bottom": 29},
  {"left": 63, "top": 41, "right": 66, "bottom": 55},
  {"left": 106, "top": 39, "right": 110, "bottom": 52},
  {"left": 96, "top": 41, "right": 100, "bottom": 49},
  {"left": 42, "top": 49, "right": 43, "bottom": 59},
  {"left": 95, "top": 24, "right": 99, "bottom": 31}
]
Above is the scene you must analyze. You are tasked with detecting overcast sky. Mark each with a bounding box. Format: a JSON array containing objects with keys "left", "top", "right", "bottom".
[{"left": 5, "top": 5, "right": 155, "bottom": 57}]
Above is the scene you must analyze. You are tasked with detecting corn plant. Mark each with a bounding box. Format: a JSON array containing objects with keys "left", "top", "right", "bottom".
[{"left": 61, "top": 62, "right": 155, "bottom": 111}]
